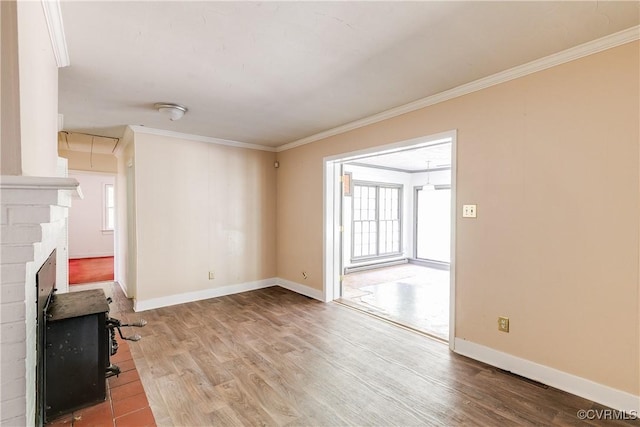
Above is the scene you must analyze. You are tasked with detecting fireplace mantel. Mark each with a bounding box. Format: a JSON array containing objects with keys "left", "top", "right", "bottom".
[{"left": 1, "top": 175, "right": 79, "bottom": 191}]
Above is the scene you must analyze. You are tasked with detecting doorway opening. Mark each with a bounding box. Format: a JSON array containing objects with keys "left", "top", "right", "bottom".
[
  {"left": 323, "top": 131, "right": 456, "bottom": 346},
  {"left": 67, "top": 171, "right": 116, "bottom": 285}
]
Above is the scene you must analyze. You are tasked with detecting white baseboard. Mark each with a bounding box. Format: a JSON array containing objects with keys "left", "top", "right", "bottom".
[
  {"left": 69, "top": 252, "right": 114, "bottom": 259},
  {"left": 115, "top": 280, "right": 128, "bottom": 298},
  {"left": 454, "top": 338, "right": 640, "bottom": 414},
  {"left": 276, "top": 277, "right": 325, "bottom": 301},
  {"left": 133, "top": 278, "right": 277, "bottom": 312}
]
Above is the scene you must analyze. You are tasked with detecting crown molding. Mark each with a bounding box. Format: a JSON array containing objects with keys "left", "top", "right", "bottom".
[
  {"left": 276, "top": 25, "right": 640, "bottom": 153},
  {"left": 41, "top": 0, "right": 70, "bottom": 68},
  {"left": 127, "top": 125, "right": 277, "bottom": 152},
  {"left": 113, "top": 126, "right": 134, "bottom": 157}
]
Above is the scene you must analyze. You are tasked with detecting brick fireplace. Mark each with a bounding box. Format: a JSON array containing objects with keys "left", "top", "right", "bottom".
[{"left": 0, "top": 175, "right": 79, "bottom": 426}]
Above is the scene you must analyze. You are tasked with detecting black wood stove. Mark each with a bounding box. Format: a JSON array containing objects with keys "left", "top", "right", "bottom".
[{"left": 35, "top": 250, "right": 145, "bottom": 425}]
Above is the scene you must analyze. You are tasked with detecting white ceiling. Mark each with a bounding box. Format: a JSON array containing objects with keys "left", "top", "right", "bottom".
[
  {"left": 348, "top": 143, "right": 452, "bottom": 172},
  {"left": 58, "top": 1, "right": 639, "bottom": 148}
]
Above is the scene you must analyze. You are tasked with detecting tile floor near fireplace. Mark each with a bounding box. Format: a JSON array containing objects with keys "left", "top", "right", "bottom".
[
  {"left": 46, "top": 282, "right": 155, "bottom": 427},
  {"left": 46, "top": 339, "right": 155, "bottom": 427}
]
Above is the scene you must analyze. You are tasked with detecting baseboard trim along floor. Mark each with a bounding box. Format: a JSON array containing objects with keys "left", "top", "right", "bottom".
[
  {"left": 133, "top": 277, "right": 324, "bottom": 312},
  {"left": 454, "top": 338, "right": 640, "bottom": 415}
]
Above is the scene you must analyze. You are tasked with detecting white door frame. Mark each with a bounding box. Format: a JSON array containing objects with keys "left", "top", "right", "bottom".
[{"left": 322, "top": 130, "right": 458, "bottom": 350}]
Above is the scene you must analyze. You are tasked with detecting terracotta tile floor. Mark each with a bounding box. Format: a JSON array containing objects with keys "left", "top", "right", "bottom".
[{"left": 46, "top": 340, "right": 156, "bottom": 427}]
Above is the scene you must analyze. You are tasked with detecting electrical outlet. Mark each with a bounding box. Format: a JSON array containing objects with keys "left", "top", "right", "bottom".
[
  {"left": 209, "top": 271, "right": 215, "bottom": 280},
  {"left": 498, "top": 316, "right": 509, "bottom": 333},
  {"left": 463, "top": 204, "right": 477, "bottom": 218}
]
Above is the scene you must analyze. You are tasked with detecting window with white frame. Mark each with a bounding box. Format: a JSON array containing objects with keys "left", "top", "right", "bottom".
[
  {"left": 352, "top": 183, "right": 401, "bottom": 260},
  {"left": 104, "top": 183, "right": 115, "bottom": 231}
]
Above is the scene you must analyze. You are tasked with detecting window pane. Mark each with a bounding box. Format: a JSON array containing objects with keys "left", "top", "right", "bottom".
[
  {"left": 352, "top": 183, "right": 400, "bottom": 259},
  {"left": 107, "top": 208, "right": 115, "bottom": 229},
  {"left": 104, "top": 184, "right": 115, "bottom": 230},
  {"left": 106, "top": 185, "right": 115, "bottom": 207},
  {"left": 416, "top": 188, "right": 451, "bottom": 262}
]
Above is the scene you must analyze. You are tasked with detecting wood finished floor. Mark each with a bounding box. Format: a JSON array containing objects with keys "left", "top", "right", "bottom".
[
  {"left": 115, "top": 285, "right": 639, "bottom": 426},
  {"left": 68, "top": 256, "right": 114, "bottom": 284}
]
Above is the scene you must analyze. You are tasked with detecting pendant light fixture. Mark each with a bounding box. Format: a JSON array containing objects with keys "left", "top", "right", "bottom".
[{"left": 423, "top": 160, "right": 435, "bottom": 190}]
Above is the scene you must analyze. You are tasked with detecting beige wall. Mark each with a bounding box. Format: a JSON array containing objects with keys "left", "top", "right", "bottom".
[
  {"left": 276, "top": 42, "right": 639, "bottom": 394},
  {"left": 59, "top": 149, "right": 118, "bottom": 174},
  {"left": 16, "top": 1, "right": 59, "bottom": 177},
  {"left": 133, "top": 132, "right": 277, "bottom": 302}
]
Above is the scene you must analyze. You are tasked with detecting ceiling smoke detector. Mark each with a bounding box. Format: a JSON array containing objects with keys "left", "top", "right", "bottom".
[{"left": 154, "top": 103, "right": 188, "bottom": 121}]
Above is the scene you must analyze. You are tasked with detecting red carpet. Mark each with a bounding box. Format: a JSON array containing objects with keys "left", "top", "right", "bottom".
[{"left": 69, "top": 256, "right": 114, "bottom": 285}]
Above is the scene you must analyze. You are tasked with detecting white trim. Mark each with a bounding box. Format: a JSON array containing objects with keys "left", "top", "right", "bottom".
[
  {"left": 276, "top": 25, "right": 640, "bottom": 152},
  {"left": 127, "top": 125, "right": 276, "bottom": 152},
  {"left": 69, "top": 252, "right": 114, "bottom": 259},
  {"left": 324, "top": 132, "right": 455, "bottom": 163},
  {"left": 114, "top": 126, "right": 134, "bottom": 157},
  {"left": 323, "top": 159, "right": 340, "bottom": 303},
  {"left": 115, "top": 280, "right": 129, "bottom": 298},
  {"left": 132, "top": 278, "right": 325, "bottom": 312},
  {"left": 41, "top": 0, "right": 70, "bottom": 68},
  {"left": 133, "top": 278, "right": 277, "bottom": 312},
  {"left": 0, "top": 175, "right": 78, "bottom": 191},
  {"left": 448, "top": 133, "right": 457, "bottom": 350},
  {"left": 276, "top": 277, "right": 325, "bottom": 302},
  {"left": 454, "top": 338, "right": 640, "bottom": 415},
  {"left": 68, "top": 169, "right": 117, "bottom": 177}
]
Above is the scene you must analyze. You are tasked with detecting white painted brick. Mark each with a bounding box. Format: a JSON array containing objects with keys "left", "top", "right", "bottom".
[
  {"left": 0, "top": 245, "right": 34, "bottom": 264},
  {"left": 0, "top": 322, "right": 26, "bottom": 344},
  {"left": 0, "top": 338, "right": 25, "bottom": 357},
  {"left": 49, "top": 205, "right": 67, "bottom": 222},
  {"left": 0, "top": 264, "right": 26, "bottom": 283},
  {"left": 0, "top": 397, "right": 26, "bottom": 423},
  {"left": 0, "top": 207, "right": 8, "bottom": 225},
  {"left": 1, "top": 414, "right": 26, "bottom": 426},
  {"left": 0, "top": 284, "right": 25, "bottom": 304},
  {"left": 31, "top": 241, "right": 42, "bottom": 259},
  {"left": 0, "top": 379, "right": 26, "bottom": 404},
  {"left": 7, "top": 206, "right": 51, "bottom": 225},
  {"left": 0, "top": 225, "right": 42, "bottom": 244},
  {"left": 0, "top": 303, "right": 25, "bottom": 323},
  {"left": 57, "top": 190, "right": 72, "bottom": 207},
  {"left": 0, "top": 360, "right": 23, "bottom": 383},
  {"left": 39, "top": 222, "right": 57, "bottom": 238},
  {"left": 0, "top": 186, "right": 73, "bottom": 426},
  {"left": 1, "top": 189, "right": 59, "bottom": 205}
]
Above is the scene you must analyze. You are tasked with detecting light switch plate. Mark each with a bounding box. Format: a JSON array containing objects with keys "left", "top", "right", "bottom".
[
  {"left": 463, "top": 204, "right": 477, "bottom": 218},
  {"left": 498, "top": 316, "right": 510, "bottom": 333}
]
